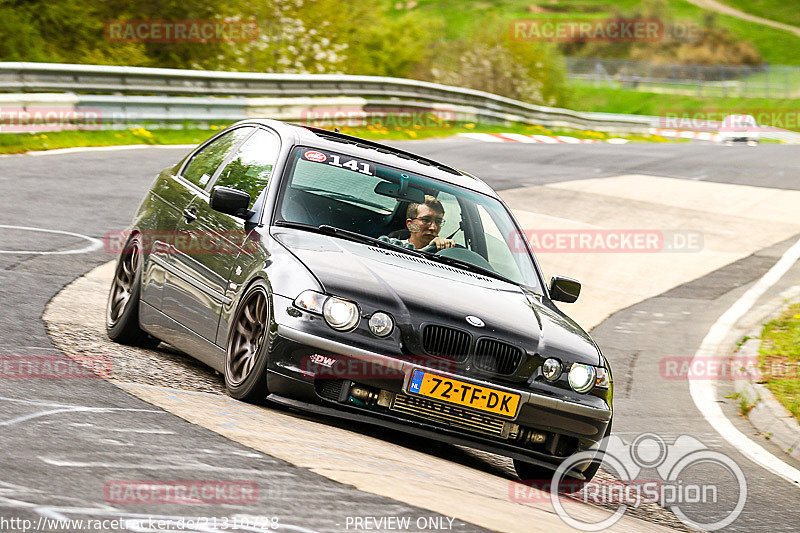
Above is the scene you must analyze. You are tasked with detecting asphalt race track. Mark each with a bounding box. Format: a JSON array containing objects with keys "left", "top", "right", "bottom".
[{"left": 1, "top": 140, "right": 800, "bottom": 532}]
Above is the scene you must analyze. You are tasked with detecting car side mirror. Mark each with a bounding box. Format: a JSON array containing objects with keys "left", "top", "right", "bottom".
[
  {"left": 211, "top": 186, "right": 252, "bottom": 219},
  {"left": 550, "top": 276, "right": 581, "bottom": 303}
]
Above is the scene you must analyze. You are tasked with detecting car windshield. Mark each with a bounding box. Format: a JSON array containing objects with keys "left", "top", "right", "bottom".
[{"left": 275, "top": 146, "right": 543, "bottom": 291}]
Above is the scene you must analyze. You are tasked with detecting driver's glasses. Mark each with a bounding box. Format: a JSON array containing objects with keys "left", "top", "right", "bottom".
[{"left": 413, "top": 216, "right": 444, "bottom": 227}]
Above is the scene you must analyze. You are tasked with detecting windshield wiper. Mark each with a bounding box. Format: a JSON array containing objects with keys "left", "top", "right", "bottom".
[
  {"left": 273, "top": 221, "right": 425, "bottom": 257},
  {"left": 423, "top": 252, "right": 517, "bottom": 285}
]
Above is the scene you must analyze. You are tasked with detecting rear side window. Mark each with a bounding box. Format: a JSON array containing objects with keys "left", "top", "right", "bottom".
[
  {"left": 182, "top": 127, "right": 253, "bottom": 189},
  {"left": 212, "top": 129, "right": 280, "bottom": 209}
]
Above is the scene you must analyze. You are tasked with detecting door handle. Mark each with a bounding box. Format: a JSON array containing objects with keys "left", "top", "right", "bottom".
[{"left": 183, "top": 207, "right": 197, "bottom": 223}]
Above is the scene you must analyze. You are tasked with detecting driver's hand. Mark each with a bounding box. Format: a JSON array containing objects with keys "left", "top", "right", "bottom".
[{"left": 430, "top": 237, "right": 456, "bottom": 250}]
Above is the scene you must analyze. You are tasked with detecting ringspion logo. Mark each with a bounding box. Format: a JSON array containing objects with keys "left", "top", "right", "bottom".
[{"left": 513, "top": 433, "right": 747, "bottom": 531}]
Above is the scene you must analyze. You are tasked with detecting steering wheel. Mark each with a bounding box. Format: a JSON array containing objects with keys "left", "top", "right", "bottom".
[
  {"left": 420, "top": 243, "right": 466, "bottom": 253},
  {"left": 420, "top": 244, "right": 497, "bottom": 273}
]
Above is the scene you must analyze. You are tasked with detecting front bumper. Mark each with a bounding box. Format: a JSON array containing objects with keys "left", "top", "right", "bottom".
[{"left": 267, "top": 303, "right": 612, "bottom": 469}]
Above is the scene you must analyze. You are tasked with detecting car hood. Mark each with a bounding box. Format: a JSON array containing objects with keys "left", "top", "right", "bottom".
[{"left": 273, "top": 228, "right": 600, "bottom": 366}]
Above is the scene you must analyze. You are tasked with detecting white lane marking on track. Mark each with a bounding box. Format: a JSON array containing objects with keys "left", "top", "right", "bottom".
[
  {"left": 24, "top": 144, "right": 195, "bottom": 156},
  {"left": 106, "top": 427, "right": 176, "bottom": 435},
  {"left": 496, "top": 133, "right": 537, "bottom": 143},
  {"left": 38, "top": 458, "right": 291, "bottom": 476},
  {"left": 0, "top": 224, "right": 102, "bottom": 255},
  {"left": 689, "top": 235, "right": 800, "bottom": 486},
  {"left": 457, "top": 132, "right": 505, "bottom": 143},
  {"left": 0, "top": 396, "right": 164, "bottom": 426}
]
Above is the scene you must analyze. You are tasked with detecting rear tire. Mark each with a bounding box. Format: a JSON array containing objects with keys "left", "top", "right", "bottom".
[
  {"left": 224, "top": 282, "right": 272, "bottom": 403},
  {"left": 106, "top": 235, "right": 160, "bottom": 348}
]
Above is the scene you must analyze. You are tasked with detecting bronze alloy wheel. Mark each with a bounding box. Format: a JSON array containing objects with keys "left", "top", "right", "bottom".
[
  {"left": 105, "top": 235, "right": 157, "bottom": 347},
  {"left": 107, "top": 239, "right": 139, "bottom": 327},
  {"left": 226, "top": 286, "right": 269, "bottom": 388}
]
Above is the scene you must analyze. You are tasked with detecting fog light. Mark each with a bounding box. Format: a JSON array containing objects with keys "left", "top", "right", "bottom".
[
  {"left": 542, "top": 358, "right": 562, "bottom": 381},
  {"left": 368, "top": 312, "right": 394, "bottom": 337},
  {"left": 568, "top": 363, "right": 596, "bottom": 393},
  {"left": 322, "top": 297, "right": 360, "bottom": 331}
]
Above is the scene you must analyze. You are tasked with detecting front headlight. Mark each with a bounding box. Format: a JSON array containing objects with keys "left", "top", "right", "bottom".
[
  {"left": 322, "top": 296, "right": 360, "bottom": 331},
  {"left": 568, "top": 363, "right": 597, "bottom": 393}
]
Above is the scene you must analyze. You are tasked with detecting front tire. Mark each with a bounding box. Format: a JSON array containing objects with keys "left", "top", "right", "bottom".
[
  {"left": 106, "top": 235, "right": 159, "bottom": 348},
  {"left": 225, "top": 282, "right": 271, "bottom": 402}
]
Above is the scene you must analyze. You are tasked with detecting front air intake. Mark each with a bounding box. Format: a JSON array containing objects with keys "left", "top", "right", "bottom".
[
  {"left": 473, "top": 338, "right": 523, "bottom": 375},
  {"left": 421, "top": 325, "right": 471, "bottom": 363}
]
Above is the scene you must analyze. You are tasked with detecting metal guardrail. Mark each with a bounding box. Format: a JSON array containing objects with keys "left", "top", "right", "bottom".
[
  {"left": 0, "top": 62, "right": 657, "bottom": 133},
  {"left": 1, "top": 61, "right": 798, "bottom": 142}
]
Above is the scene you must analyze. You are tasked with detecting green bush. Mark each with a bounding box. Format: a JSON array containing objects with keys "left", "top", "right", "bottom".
[
  {"left": 422, "top": 21, "right": 569, "bottom": 106},
  {"left": 561, "top": 0, "right": 762, "bottom": 65}
]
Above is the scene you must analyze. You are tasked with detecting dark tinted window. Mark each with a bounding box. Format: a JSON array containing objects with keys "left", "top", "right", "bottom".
[
  {"left": 212, "top": 129, "right": 280, "bottom": 209},
  {"left": 182, "top": 127, "right": 253, "bottom": 189}
]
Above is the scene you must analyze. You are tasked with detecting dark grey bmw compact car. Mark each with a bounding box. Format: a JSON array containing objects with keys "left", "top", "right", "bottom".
[{"left": 106, "top": 119, "right": 613, "bottom": 482}]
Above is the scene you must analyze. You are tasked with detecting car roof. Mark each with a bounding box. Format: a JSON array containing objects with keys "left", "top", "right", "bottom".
[{"left": 234, "top": 119, "right": 499, "bottom": 198}]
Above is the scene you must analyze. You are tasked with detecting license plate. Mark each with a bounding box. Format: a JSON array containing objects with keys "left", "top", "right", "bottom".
[{"left": 407, "top": 369, "right": 520, "bottom": 418}]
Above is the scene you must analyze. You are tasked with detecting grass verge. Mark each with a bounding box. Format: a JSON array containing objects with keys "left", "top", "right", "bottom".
[
  {"left": 0, "top": 122, "right": 674, "bottom": 155},
  {"left": 335, "top": 121, "right": 669, "bottom": 142},
  {"left": 759, "top": 302, "right": 800, "bottom": 422},
  {"left": 568, "top": 84, "right": 800, "bottom": 131},
  {"left": 0, "top": 127, "right": 221, "bottom": 155}
]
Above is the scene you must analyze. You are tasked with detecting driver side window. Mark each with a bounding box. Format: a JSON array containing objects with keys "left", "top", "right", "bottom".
[
  {"left": 211, "top": 129, "right": 280, "bottom": 209},
  {"left": 182, "top": 127, "right": 253, "bottom": 189}
]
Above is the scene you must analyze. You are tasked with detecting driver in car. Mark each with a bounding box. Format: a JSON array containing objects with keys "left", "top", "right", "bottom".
[{"left": 405, "top": 196, "right": 456, "bottom": 250}]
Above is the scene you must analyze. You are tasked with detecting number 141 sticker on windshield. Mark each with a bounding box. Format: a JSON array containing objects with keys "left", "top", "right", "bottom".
[{"left": 302, "top": 150, "right": 374, "bottom": 176}]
